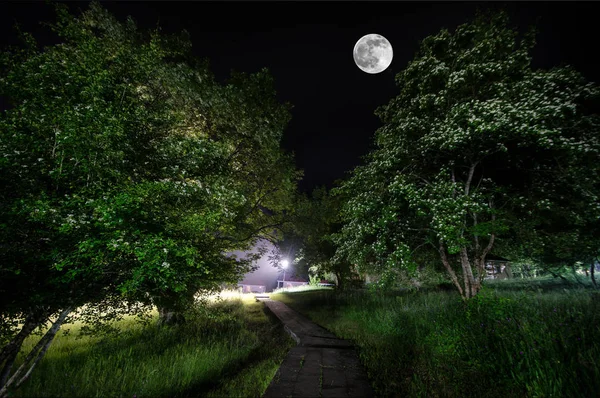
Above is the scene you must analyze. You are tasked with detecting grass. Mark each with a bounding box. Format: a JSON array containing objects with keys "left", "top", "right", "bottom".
[
  {"left": 10, "top": 294, "right": 294, "bottom": 398},
  {"left": 271, "top": 277, "right": 600, "bottom": 397}
]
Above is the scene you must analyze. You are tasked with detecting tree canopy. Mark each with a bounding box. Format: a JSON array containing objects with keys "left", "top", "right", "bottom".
[
  {"left": 0, "top": 2, "right": 299, "bottom": 393},
  {"left": 332, "top": 11, "right": 600, "bottom": 299}
]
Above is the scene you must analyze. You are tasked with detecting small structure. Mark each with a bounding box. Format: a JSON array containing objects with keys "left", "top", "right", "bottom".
[
  {"left": 484, "top": 254, "right": 512, "bottom": 280},
  {"left": 277, "top": 275, "right": 308, "bottom": 289},
  {"left": 237, "top": 284, "right": 266, "bottom": 293},
  {"left": 318, "top": 280, "right": 336, "bottom": 287}
]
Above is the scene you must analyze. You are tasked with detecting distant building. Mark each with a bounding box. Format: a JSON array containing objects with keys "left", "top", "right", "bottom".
[
  {"left": 484, "top": 254, "right": 512, "bottom": 280},
  {"left": 277, "top": 275, "right": 308, "bottom": 289}
]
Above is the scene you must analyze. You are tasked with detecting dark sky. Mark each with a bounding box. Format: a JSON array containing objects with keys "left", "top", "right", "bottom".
[{"left": 1, "top": 1, "right": 598, "bottom": 193}]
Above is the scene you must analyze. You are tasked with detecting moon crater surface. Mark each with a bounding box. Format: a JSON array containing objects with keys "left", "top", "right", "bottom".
[{"left": 353, "top": 34, "right": 393, "bottom": 74}]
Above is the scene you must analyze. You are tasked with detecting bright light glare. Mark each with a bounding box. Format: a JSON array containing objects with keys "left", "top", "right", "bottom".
[{"left": 281, "top": 259, "right": 289, "bottom": 268}]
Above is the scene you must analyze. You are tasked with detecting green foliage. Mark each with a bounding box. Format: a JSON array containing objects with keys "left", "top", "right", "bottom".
[
  {"left": 0, "top": 2, "right": 299, "bottom": 392},
  {"left": 333, "top": 10, "right": 600, "bottom": 298},
  {"left": 289, "top": 186, "right": 354, "bottom": 289},
  {"left": 0, "top": 0, "right": 298, "bottom": 325},
  {"left": 273, "top": 280, "right": 600, "bottom": 397}
]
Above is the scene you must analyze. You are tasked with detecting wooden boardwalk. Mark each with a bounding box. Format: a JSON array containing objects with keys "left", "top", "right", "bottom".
[{"left": 257, "top": 298, "right": 374, "bottom": 398}]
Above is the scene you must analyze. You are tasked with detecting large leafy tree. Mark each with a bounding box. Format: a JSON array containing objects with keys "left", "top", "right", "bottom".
[
  {"left": 333, "top": 11, "right": 600, "bottom": 299},
  {"left": 0, "top": 2, "right": 297, "bottom": 393}
]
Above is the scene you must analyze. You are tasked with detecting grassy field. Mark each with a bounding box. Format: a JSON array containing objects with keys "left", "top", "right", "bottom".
[
  {"left": 271, "top": 278, "right": 600, "bottom": 397},
  {"left": 10, "top": 294, "right": 294, "bottom": 398}
]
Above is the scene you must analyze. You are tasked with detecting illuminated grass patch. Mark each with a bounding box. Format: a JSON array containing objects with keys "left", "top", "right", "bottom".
[{"left": 13, "top": 297, "right": 294, "bottom": 398}]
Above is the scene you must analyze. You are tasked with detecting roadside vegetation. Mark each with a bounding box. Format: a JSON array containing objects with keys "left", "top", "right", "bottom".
[
  {"left": 11, "top": 296, "right": 293, "bottom": 398},
  {"left": 272, "top": 278, "right": 600, "bottom": 397},
  {"left": 0, "top": 2, "right": 298, "bottom": 394}
]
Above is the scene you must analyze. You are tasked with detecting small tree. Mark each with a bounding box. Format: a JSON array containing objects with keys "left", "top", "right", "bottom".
[{"left": 290, "top": 186, "right": 354, "bottom": 289}]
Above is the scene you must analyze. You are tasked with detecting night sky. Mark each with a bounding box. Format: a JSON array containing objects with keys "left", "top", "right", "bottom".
[{"left": 1, "top": 1, "right": 598, "bottom": 193}]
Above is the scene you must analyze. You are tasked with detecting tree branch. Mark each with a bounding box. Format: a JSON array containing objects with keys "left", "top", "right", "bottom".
[
  {"left": 477, "top": 212, "right": 496, "bottom": 281},
  {"left": 242, "top": 187, "right": 277, "bottom": 220},
  {"left": 473, "top": 213, "right": 480, "bottom": 253},
  {"left": 451, "top": 167, "right": 457, "bottom": 199},
  {"left": 465, "top": 161, "right": 478, "bottom": 196},
  {"left": 438, "top": 240, "right": 464, "bottom": 298},
  {"left": 217, "top": 222, "right": 286, "bottom": 244}
]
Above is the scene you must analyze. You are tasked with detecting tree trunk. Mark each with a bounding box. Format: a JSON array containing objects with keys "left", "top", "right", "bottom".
[
  {"left": 571, "top": 265, "right": 586, "bottom": 286},
  {"left": 439, "top": 242, "right": 464, "bottom": 299},
  {"left": 547, "top": 268, "right": 571, "bottom": 284},
  {"left": 157, "top": 305, "right": 185, "bottom": 327},
  {"left": 335, "top": 271, "right": 344, "bottom": 291},
  {"left": 473, "top": 258, "right": 485, "bottom": 284},
  {"left": 591, "top": 261, "right": 598, "bottom": 289},
  {"left": 0, "top": 308, "right": 71, "bottom": 398},
  {"left": 459, "top": 248, "right": 479, "bottom": 298},
  {"left": 0, "top": 310, "right": 47, "bottom": 388}
]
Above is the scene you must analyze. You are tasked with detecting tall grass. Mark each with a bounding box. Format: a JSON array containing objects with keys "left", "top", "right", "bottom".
[
  {"left": 11, "top": 295, "right": 294, "bottom": 398},
  {"left": 272, "top": 279, "right": 600, "bottom": 397}
]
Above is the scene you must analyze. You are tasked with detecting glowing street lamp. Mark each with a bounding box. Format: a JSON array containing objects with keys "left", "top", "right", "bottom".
[{"left": 281, "top": 259, "right": 289, "bottom": 285}]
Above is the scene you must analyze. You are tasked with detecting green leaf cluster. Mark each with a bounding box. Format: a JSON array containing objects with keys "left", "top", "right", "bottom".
[{"left": 0, "top": 2, "right": 299, "bottom": 328}]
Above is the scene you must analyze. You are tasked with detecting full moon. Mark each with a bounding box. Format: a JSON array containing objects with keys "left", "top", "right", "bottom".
[{"left": 353, "top": 34, "right": 393, "bottom": 74}]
